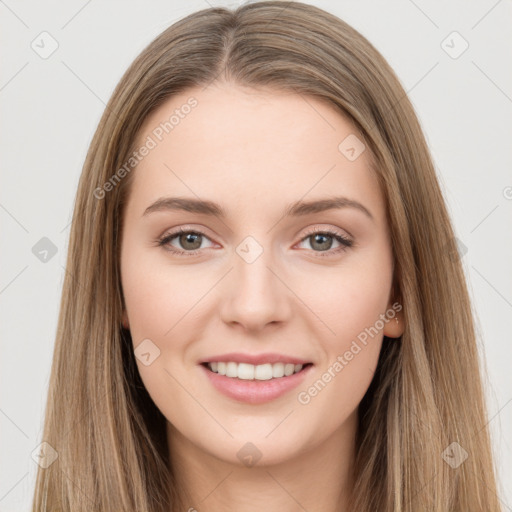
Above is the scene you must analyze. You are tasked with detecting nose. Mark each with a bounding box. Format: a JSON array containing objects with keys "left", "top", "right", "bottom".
[{"left": 219, "top": 245, "right": 292, "bottom": 332}]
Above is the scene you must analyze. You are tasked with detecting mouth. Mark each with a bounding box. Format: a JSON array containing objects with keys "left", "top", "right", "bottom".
[
  {"left": 199, "top": 361, "right": 314, "bottom": 404},
  {"left": 201, "top": 361, "right": 314, "bottom": 381}
]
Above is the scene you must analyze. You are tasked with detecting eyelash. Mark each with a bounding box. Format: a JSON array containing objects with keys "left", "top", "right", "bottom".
[{"left": 156, "top": 226, "right": 353, "bottom": 258}]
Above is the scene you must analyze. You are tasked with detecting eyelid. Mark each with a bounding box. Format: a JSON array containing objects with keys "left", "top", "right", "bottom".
[{"left": 299, "top": 224, "right": 352, "bottom": 241}]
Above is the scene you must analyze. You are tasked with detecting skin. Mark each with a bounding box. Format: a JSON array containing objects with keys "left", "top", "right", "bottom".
[{"left": 120, "top": 82, "right": 404, "bottom": 512}]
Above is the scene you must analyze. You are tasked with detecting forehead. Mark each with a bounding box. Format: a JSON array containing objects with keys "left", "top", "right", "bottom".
[{"left": 128, "top": 82, "right": 385, "bottom": 223}]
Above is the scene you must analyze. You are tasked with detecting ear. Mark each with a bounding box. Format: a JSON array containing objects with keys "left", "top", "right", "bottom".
[
  {"left": 122, "top": 309, "right": 130, "bottom": 330},
  {"left": 383, "top": 300, "right": 404, "bottom": 338}
]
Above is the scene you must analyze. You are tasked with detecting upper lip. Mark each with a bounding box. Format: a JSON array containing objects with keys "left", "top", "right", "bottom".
[{"left": 200, "top": 352, "right": 312, "bottom": 366}]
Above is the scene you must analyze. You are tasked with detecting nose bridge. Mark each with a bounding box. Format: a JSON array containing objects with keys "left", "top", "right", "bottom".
[{"left": 220, "top": 234, "right": 290, "bottom": 329}]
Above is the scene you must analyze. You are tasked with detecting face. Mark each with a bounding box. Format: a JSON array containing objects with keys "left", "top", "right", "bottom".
[{"left": 120, "top": 82, "right": 403, "bottom": 467}]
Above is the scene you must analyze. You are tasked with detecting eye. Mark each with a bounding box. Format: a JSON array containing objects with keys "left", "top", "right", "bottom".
[
  {"left": 157, "top": 228, "right": 215, "bottom": 256},
  {"left": 157, "top": 226, "right": 353, "bottom": 257},
  {"left": 296, "top": 226, "right": 353, "bottom": 257}
]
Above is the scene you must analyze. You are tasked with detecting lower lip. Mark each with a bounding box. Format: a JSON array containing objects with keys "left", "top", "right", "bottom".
[{"left": 200, "top": 363, "right": 313, "bottom": 404}]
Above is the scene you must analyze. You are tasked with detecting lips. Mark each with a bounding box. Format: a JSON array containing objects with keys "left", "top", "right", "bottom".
[
  {"left": 200, "top": 352, "right": 312, "bottom": 366},
  {"left": 200, "top": 361, "right": 314, "bottom": 404},
  {"left": 198, "top": 352, "right": 314, "bottom": 404}
]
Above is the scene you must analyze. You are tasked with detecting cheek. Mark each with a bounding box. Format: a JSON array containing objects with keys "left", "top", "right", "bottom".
[
  {"left": 121, "top": 244, "right": 202, "bottom": 340},
  {"left": 295, "top": 247, "right": 393, "bottom": 351}
]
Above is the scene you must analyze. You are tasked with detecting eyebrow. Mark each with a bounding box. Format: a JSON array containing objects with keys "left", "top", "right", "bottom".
[{"left": 143, "top": 196, "right": 374, "bottom": 221}]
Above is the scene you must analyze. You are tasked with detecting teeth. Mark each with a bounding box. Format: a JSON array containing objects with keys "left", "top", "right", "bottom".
[{"left": 207, "top": 361, "right": 305, "bottom": 380}]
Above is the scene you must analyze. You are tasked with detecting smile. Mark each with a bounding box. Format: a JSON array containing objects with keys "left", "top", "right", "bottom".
[{"left": 200, "top": 362, "right": 314, "bottom": 404}]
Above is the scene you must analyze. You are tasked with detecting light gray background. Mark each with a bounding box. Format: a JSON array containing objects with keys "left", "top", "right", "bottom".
[{"left": 1, "top": 0, "right": 511, "bottom": 509}]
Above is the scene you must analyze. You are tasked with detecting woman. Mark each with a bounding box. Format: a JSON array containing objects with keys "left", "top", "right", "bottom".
[{"left": 32, "top": 2, "right": 502, "bottom": 510}]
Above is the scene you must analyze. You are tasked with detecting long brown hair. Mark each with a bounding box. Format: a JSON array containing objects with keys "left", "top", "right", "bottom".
[{"left": 32, "top": 2, "right": 502, "bottom": 510}]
